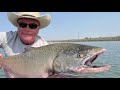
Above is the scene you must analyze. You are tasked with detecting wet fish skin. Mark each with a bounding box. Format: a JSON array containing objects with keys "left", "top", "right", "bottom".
[{"left": 0, "top": 43, "right": 111, "bottom": 78}]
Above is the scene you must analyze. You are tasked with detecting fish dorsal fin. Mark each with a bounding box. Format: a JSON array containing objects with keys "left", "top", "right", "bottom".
[{"left": 23, "top": 47, "right": 34, "bottom": 53}]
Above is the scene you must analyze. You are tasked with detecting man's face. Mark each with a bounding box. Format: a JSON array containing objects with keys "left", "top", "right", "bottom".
[{"left": 17, "top": 18, "right": 40, "bottom": 45}]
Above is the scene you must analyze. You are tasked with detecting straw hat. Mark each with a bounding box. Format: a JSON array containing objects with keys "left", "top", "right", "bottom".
[{"left": 7, "top": 12, "right": 51, "bottom": 29}]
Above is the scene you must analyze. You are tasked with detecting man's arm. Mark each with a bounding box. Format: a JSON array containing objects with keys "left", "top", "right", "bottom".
[
  {"left": 0, "top": 32, "right": 6, "bottom": 68},
  {"left": 0, "top": 54, "right": 3, "bottom": 68}
]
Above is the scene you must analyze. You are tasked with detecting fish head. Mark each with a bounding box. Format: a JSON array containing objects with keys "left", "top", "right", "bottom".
[{"left": 53, "top": 44, "right": 111, "bottom": 76}]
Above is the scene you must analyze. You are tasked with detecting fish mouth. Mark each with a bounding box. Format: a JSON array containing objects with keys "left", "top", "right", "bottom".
[{"left": 73, "top": 49, "right": 111, "bottom": 74}]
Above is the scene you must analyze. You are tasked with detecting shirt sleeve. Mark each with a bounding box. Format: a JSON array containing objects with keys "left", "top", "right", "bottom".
[
  {"left": 0, "top": 32, "right": 7, "bottom": 48},
  {"left": 0, "top": 31, "right": 16, "bottom": 48}
]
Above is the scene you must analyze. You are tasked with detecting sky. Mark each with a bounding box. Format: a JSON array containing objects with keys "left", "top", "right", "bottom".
[{"left": 1, "top": 12, "right": 120, "bottom": 40}]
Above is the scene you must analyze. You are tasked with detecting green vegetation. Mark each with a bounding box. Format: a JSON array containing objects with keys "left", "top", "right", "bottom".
[{"left": 47, "top": 36, "right": 120, "bottom": 42}]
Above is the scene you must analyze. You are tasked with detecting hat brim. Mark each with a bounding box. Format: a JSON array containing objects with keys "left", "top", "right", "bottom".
[{"left": 7, "top": 12, "right": 51, "bottom": 29}]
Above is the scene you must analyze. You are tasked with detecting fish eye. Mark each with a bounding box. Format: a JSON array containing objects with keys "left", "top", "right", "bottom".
[{"left": 77, "top": 53, "right": 84, "bottom": 58}]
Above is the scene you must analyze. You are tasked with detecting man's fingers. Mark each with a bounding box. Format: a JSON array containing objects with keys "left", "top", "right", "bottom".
[
  {"left": 0, "top": 54, "right": 3, "bottom": 69},
  {"left": 0, "top": 54, "right": 3, "bottom": 58}
]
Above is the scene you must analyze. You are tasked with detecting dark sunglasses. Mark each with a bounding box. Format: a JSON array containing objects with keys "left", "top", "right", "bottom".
[{"left": 18, "top": 22, "right": 39, "bottom": 29}]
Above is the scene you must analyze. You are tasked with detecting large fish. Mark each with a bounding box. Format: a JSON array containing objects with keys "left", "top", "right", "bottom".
[{"left": 0, "top": 43, "right": 111, "bottom": 78}]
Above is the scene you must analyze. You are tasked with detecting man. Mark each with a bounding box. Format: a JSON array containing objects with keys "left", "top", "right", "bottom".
[{"left": 0, "top": 12, "right": 53, "bottom": 78}]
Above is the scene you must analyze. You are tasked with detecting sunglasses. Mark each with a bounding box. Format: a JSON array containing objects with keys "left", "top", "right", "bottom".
[{"left": 18, "top": 22, "right": 39, "bottom": 29}]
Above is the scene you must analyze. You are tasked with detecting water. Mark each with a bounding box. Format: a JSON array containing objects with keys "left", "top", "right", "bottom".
[{"left": 0, "top": 41, "right": 120, "bottom": 78}]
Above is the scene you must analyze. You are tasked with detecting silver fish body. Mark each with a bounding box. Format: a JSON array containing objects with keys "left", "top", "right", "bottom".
[{"left": 0, "top": 43, "right": 111, "bottom": 78}]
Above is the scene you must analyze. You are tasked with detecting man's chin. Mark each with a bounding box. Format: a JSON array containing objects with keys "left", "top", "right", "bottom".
[{"left": 21, "top": 38, "right": 34, "bottom": 45}]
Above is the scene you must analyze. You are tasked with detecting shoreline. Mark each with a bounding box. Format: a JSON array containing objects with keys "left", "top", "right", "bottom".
[
  {"left": 47, "top": 36, "right": 120, "bottom": 42},
  {"left": 47, "top": 40, "right": 120, "bottom": 42}
]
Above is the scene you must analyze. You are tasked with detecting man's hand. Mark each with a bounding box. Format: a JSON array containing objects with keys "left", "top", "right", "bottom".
[{"left": 0, "top": 54, "right": 3, "bottom": 68}]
